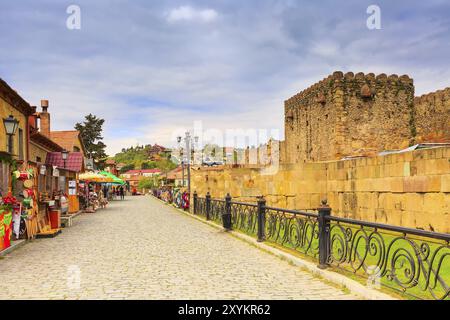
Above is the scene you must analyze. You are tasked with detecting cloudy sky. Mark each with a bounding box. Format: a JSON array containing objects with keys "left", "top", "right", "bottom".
[{"left": 1, "top": 1, "right": 449, "bottom": 155}]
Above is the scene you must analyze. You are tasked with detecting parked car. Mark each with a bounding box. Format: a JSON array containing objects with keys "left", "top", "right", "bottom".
[{"left": 202, "top": 159, "right": 224, "bottom": 167}]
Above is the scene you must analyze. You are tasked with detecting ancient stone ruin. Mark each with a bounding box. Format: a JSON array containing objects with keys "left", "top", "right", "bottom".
[{"left": 284, "top": 71, "right": 450, "bottom": 164}]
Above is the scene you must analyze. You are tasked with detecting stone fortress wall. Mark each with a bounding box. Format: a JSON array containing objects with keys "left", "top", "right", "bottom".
[
  {"left": 414, "top": 87, "right": 450, "bottom": 143},
  {"left": 192, "top": 71, "right": 450, "bottom": 232},
  {"left": 284, "top": 71, "right": 421, "bottom": 163}
]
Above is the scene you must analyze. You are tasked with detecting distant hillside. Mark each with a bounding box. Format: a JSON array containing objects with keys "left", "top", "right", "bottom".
[{"left": 113, "top": 144, "right": 176, "bottom": 173}]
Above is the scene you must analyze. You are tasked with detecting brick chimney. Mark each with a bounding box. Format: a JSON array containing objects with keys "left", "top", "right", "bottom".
[
  {"left": 40, "top": 99, "right": 50, "bottom": 137},
  {"left": 28, "top": 106, "right": 38, "bottom": 133}
]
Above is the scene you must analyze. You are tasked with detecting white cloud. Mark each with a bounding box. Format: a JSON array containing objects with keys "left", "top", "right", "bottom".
[
  {"left": 166, "top": 6, "right": 218, "bottom": 23},
  {"left": 310, "top": 40, "right": 340, "bottom": 58}
]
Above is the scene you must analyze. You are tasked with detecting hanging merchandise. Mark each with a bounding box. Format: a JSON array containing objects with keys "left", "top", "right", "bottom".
[
  {"left": 0, "top": 192, "right": 20, "bottom": 249},
  {"left": 23, "top": 179, "right": 33, "bottom": 189},
  {"left": 12, "top": 169, "right": 34, "bottom": 181},
  {"left": 12, "top": 211, "right": 20, "bottom": 240},
  {"left": 0, "top": 213, "right": 4, "bottom": 250},
  {"left": 3, "top": 210, "right": 13, "bottom": 248}
]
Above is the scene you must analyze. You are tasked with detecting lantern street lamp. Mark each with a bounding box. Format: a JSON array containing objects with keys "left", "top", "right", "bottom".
[
  {"left": 3, "top": 115, "right": 19, "bottom": 154},
  {"left": 61, "top": 149, "right": 69, "bottom": 169}
]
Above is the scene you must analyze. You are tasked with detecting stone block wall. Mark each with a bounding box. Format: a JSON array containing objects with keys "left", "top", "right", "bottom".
[
  {"left": 414, "top": 88, "right": 450, "bottom": 143},
  {"left": 192, "top": 147, "right": 450, "bottom": 233},
  {"left": 284, "top": 71, "right": 416, "bottom": 163}
]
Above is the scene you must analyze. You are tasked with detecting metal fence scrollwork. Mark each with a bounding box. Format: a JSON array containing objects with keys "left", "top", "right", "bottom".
[
  {"left": 327, "top": 217, "right": 450, "bottom": 300},
  {"left": 230, "top": 202, "right": 258, "bottom": 236},
  {"left": 209, "top": 199, "right": 225, "bottom": 224},
  {"left": 265, "top": 207, "right": 320, "bottom": 259},
  {"left": 188, "top": 191, "right": 450, "bottom": 300}
]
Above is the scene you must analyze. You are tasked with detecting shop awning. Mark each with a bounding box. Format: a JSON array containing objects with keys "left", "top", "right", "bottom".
[
  {"left": 99, "top": 171, "right": 125, "bottom": 185},
  {"left": 79, "top": 172, "right": 113, "bottom": 183},
  {"left": 46, "top": 152, "right": 84, "bottom": 172}
]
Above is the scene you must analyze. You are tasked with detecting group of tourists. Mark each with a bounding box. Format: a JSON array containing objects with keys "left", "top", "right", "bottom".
[
  {"left": 78, "top": 183, "right": 127, "bottom": 213},
  {"left": 104, "top": 185, "right": 126, "bottom": 201},
  {"left": 152, "top": 187, "right": 190, "bottom": 210}
]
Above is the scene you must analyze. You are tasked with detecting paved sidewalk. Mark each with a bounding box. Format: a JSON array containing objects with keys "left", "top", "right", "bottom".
[{"left": 0, "top": 196, "right": 358, "bottom": 300}]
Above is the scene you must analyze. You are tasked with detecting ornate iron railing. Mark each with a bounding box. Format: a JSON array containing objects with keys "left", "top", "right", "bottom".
[
  {"left": 189, "top": 191, "right": 450, "bottom": 300},
  {"left": 265, "top": 207, "right": 319, "bottom": 259},
  {"left": 327, "top": 216, "right": 450, "bottom": 300},
  {"left": 230, "top": 201, "right": 258, "bottom": 235},
  {"left": 195, "top": 197, "right": 207, "bottom": 218},
  {"left": 210, "top": 199, "right": 225, "bottom": 224}
]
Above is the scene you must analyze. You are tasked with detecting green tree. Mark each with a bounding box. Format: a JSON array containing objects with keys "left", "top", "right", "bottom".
[
  {"left": 141, "top": 161, "right": 157, "bottom": 169},
  {"left": 75, "top": 114, "right": 107, "bottom": 169},
  {"left": 156, "top": 158, "right": 177, "bottom": 174},
  {"left": 120, "top": 163, "right": 135, "bottom": 173},
  {"left": 138, "top": 177, "right": 158, "bottom": 190}
]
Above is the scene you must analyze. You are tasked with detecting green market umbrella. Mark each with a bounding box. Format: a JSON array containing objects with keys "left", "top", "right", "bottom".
[{"left": 99, "top": 171, "right": 125, "bottom": 185}]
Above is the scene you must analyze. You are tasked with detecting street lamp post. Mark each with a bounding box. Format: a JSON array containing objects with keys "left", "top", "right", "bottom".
[
  {"left": 3, "top": 115, "right": 19, "bottom": 154},
  {"left": 181, "top": 159, "right": 185, "bottom": 187},
  {"left": 61, "top": 149, "right": 69, "bottom": 168},
  {"left": 177, "top": 132, "right": 198, "bottom": 196}
]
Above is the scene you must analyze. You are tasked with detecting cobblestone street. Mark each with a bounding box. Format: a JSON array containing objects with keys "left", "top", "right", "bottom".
[{"left": 0, "top": 196, "right": 357, "bottom": 300}]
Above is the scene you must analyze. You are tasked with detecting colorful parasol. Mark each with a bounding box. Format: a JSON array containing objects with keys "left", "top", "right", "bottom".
[
  {"left": 99, "top": 171, "right": 125, "bottom": 185},
  {"left": 79, "top": 172, "right": 114, "bottom": 183}
]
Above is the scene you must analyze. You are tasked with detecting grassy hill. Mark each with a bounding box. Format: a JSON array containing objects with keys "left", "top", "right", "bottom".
[{"left": 113, "top": 144, "right": 177, "bottom": 173}]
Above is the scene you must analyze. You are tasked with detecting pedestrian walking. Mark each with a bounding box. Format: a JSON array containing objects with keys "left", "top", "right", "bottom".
[
  {"left": 119, "top": 186, "right": 125, "bottom": 200},
  {"left": 103, "top": 185, "right": 108, "bottom": 199}
]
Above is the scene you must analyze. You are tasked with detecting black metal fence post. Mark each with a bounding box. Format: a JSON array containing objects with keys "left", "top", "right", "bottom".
[
  {"left": 223, "top": 193, "right": 232, "bottom": 231},
  {"left": 205, "top": 192, "right": 211, "bottom": 220},
  {"left": 257, "top": 197, "right": 266, "bottom": 242},
  {"left": 318, "top": 199, "right": 331, "bottom": 269},
  {"left": 193, "top": 191, "right": 198, "bottom": 214}
]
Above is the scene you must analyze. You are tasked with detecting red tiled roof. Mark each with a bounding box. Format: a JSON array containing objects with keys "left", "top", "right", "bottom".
[
  {"left": 123, "top": 169, "right": 162, "bottom": 175},
  {"left": 50, "top": 130, "right": 86, "bottom": 155},
  {"left": 151, "top": 144, "right": 166, "bottom": 150},
  {"left": 45, "top": 152, "right": 84, "bottom": 172}
]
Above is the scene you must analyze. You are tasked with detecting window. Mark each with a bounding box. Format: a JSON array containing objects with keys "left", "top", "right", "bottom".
[{"left": 18, "top": 129, "right": 24, "bottom": 160}]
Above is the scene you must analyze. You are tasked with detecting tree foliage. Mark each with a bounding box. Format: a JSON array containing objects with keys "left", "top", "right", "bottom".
[
  {"left": 138, "top": 177, "right": 158, "bottom": 190},
  {"left": 141, "top": 161, "right": 158, "bottom": 169},
  {"left": 119, "top": 163, "right": 135, "bottom": 173},
  {"left": 75, "top": 114, "right": 107, "bottom": 168},
  {"left": 114, "top": 144, "right": 176, "bottom": 173}
]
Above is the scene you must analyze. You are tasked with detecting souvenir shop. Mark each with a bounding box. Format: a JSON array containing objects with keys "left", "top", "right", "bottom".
[
  {"left": 34, "top": 163, "right": 76, "bottom": 237},
  {"left": 0, "top": 164, "right": 39, "bottom": 251},
  {"left": 0, "top": 160, "right": 80, "bottom": 253}
]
